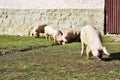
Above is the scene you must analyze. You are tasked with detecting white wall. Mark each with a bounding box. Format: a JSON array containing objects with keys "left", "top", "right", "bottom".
[{"left": 0, "top": 0, "right": 104, "bottom": 9}]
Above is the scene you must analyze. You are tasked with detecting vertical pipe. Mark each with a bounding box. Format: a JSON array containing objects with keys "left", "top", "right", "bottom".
[
  {"left": 105, "top": 0, "right": 108, "bottom": 33},
  {"left": 116, "top": 0, "right": 118, "bottom": 34},
  {"left": 117, "top": 0, "right": 119, "bottom": 34},
  {"left": 114, "top": 0, "right": 116, "bottom": 34},
  {"left": 110, "top": 0, "right": 112, "bottom": 33},
  {"left": 111, "top": 0, "right": 114, "bottom": 33},
  {"left": 118, "top": 0, "right": 120, "bottom": 34},
  {"left": 109, "top": 0, "right": 111, "bottom": 33},
  {"left": 118, "top": 0, "right": 120, "bottom": 33}
]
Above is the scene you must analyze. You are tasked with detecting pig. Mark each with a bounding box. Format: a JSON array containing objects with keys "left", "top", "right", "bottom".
[
  {"left": 62, "top": 29, "right": 80, "bottom": 44},
  {"left": 80, "top": 25, "right": 110, "bottom": 60},
  {"left": 44, "top": 25, "right": 63, "bottom": 44},
  {"left": 31, "top": 24, "right": 47, "bottom": 38}
]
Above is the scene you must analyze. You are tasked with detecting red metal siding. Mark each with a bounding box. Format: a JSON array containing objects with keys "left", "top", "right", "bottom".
[{"left": 105, "top": 0, "right": 120, "bottom": 34}]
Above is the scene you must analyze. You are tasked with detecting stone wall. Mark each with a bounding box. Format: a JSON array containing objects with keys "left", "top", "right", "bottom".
[
  {"left": 0, "top": 0, "right": 105, "bottom": 36},
  {"left": 0, "top": 9, "right": 104, "bottom": 36}
]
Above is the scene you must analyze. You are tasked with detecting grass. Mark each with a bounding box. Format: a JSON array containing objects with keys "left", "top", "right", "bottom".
[
  {"left": 0, "top": 35, "right": 54, "bottom": 52},
  {"left": 0, "top": 35, "right": 120, "bottom": 80}
]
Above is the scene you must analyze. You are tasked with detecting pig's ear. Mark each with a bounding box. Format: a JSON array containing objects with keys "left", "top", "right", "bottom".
[
  {"left": 61, "top": 32, "right": 63, "bottom": 35},
  {"left": 103, "top": 47, "right": 110, "bottom": 56}
]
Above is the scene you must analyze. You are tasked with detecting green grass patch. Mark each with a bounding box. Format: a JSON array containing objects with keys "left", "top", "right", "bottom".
[
  {"left": 0, "top": 35, "right": 54, "bottom": 52},
  {"left": 0, "top": 35, "right": 120, "bottom": 80}
]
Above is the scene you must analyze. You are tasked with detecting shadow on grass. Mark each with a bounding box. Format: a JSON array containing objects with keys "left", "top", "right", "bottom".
[
  {"left": 51, "top": 43, "right": 62, "bottom": 46},
  {"left": 0, "top": 45, "right": 48, "bottom": 56},
  {"left": 0, "top": 43, "right": 61, "bottom": 56},
  {"left": 19, "top": 45, "right": 48, "bottom": 52},
  {"left": 103, "top": 52, "right": 120, "bottom": 61}
]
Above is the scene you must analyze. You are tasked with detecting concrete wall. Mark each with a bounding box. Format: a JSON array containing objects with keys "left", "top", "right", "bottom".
[
  {"left": 0, "top": 0, "right": 105, "bottom": 36},
  {"left": 0, "top": 0, "right": 104, "bottom": 9}
]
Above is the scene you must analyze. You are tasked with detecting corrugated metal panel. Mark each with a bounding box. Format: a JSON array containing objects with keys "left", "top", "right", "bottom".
[{"left": 105, "top": 0, "right": 120, "bottom": 34}]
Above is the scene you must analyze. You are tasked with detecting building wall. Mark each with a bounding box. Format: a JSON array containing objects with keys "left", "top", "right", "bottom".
[{"left": 0, "top": 0, "right": 105, "bottom": 36}]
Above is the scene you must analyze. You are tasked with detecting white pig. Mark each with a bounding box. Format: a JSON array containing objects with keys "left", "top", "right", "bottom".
[
  {"left": 44, "top": 25, "right": 63, "bottom": 44},
  {"left": 31, "top": 24, "right": 47, "bottom": 38},
  {"left": 81, "top": 25, "right": 110, "bottom": 60}
]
